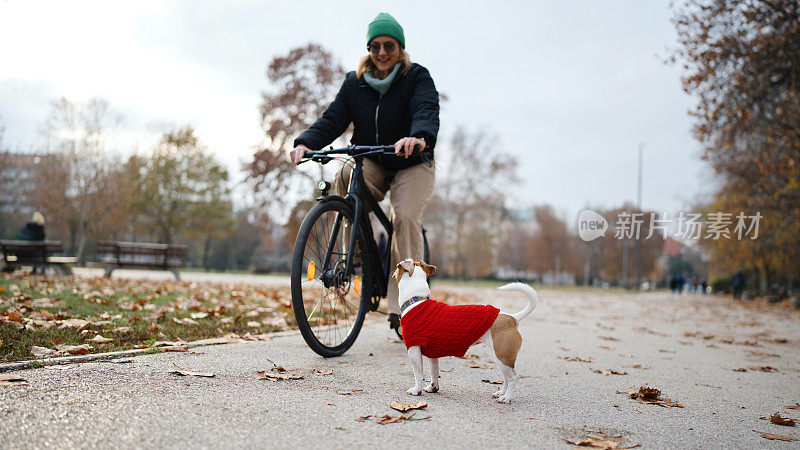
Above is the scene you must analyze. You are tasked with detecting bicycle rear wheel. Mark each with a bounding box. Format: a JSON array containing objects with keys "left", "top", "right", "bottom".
[{"left": 291, "top": 200, "right": 373, "bottom": 357}]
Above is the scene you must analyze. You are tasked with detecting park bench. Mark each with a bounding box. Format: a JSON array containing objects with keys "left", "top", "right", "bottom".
[
  {"left": 96, "top": 241, "right": 188, "bottom": 280},
  {"left": 0, "top": 240, "right": 75, "bottom": 275}
]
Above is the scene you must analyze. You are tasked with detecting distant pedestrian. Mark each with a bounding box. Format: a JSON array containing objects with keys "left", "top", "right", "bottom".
[
  {"left": 732, "top": 271, "right": 745, "bottom": 299},
  {"left": 700, "top": 278, "right": 708, "bottom": 295},
  {"left": 15, "top": 211, "right": 47, "bottom": 274}
]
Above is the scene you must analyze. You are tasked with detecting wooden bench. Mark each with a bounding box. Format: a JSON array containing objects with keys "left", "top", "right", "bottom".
[
  {"left": 97, "top": 241, "right": 188, "bottom": 280},
  {"left": 0, "top": 240, "right": 75, "bottom": 275}
]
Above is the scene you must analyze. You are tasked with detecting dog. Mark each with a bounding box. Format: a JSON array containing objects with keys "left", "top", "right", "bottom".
[{"left": 394, "top": 258, "right": 538, "bottom": 403}]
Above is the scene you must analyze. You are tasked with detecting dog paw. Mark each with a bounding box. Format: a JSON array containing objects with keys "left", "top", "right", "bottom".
[
  {"left": 495, "top": 395, "right": 512, "bottom": 404},
  {"left": 424, "top": 384, "right": 439, "bottom": 393},
  {"left": 491, "top": 389, "right": 504, "bottom": 398},
  {"left": 406, "top": 387, "right": 423, "bottom": 396}
]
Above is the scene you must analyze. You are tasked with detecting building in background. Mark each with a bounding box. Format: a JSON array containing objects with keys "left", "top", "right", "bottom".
[{"left": 0, "top": 152, "right": 49, "bottom": 238}]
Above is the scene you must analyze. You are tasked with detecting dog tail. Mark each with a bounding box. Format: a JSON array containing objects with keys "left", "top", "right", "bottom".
[{"left": 498, "top": 282, "right": 538, "bottom": 323}]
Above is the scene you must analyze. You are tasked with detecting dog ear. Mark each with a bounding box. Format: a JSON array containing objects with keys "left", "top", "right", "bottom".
[
  {"left": 417, "top": 261, "right": 437, "bottom": 277},
  {"left": 395, "top": 259, "right": 414, "bottom": 283}
]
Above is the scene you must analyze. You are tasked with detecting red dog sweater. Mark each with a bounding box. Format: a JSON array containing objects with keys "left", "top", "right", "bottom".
[{"left": 400, "top": 299, "right": 500, "bottom": 359}]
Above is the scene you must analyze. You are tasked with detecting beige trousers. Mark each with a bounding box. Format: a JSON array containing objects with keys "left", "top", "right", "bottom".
[{"left": 335, "top": 158, "right": 435, "bottom": 314}]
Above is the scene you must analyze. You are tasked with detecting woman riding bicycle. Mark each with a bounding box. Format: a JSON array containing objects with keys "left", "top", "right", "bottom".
[{"left": 290, "top": 12, "right": 439, "bottom": 331}]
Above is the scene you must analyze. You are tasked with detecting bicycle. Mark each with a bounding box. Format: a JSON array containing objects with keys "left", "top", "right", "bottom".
[{"left": 291, "top": 145, "right": 431, "bottom": 357}]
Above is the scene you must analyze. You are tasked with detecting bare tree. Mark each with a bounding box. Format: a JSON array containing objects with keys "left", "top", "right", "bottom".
[
  {"left": 33, "top": 97, "right": 125, "bottom": 263},
  {"left": 425, "top": 126, "right": 519, "bottom": 278}
]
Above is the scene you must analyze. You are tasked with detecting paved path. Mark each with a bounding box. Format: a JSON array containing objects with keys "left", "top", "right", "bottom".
[
  {"left": 2, "top": 286, "right": 799, "bottom": 448},
  {"left": 73, "top": 267, "right": 290, "bottom": 286}
]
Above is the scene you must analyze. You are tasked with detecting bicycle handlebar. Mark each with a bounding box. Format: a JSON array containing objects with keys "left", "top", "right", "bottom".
[{"left": 299, "top": 144, "right": 422, "bottom": 165}]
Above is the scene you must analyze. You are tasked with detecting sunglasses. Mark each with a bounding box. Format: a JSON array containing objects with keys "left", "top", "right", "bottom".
[{"left": 368, "top": 41, "right": 397, "bottom": 54}]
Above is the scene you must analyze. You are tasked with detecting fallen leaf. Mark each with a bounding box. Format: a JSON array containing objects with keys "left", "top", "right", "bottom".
[
  {"left": 732, "top": 368, "right": 748, "bottom": 372},
  {"left": 769, "top": 412, "right": 796, "bottom": 427},
  {"left": 58, "top": 318, "right": 90, "bottom": 329},
  {"left": 159, "top": 346, "right": 189, "bottom": 352},
  {"left": 337, "top": 391, "right": 352, "bottom": 395},
  {"left": 599, "top": 346, "right": 614, "bottom": 351},
  {"left": 785, "top": 403, "right": 800, "bottom": 410},
  {"left": 0, "top": 374, "right": 28, "bottom": 385},
  {"left": 622, "top": 386, "right": 684, "bottom": 408},
  {"left": 390, "top": 401, "right": 427, "bottom": 412},
  {"left": 599, "top": 336, "right": 619, "bottom": 341},
  {"left": 355, "top": 415, "right": 374, "bottom": 422},
  {"left": 593, "top": 369, "right": 628, "bottom": 376},
  {"left": 170, "top": 370, "right": 215, "bottom": 377},
  {"left": 148, "top": 323, "right": 159, "bottom": 332},
  {"left": 466, "top": 361, "right": 492, "bottom": 369},
  {"left": 561, "top": 356, "right": 595, "bottom": 363},
  {"left": 312, "top": 368, "right": 334, "bottom": 376},
  {"left": 255, "top": 362, "right": 303, "bottom": 381},
  {"left": 631, "top": 365, "right": 650, "bottom": 370},
  {"left": 751, "top": 366, "right": 778, "bottom": 372},
  {"left": 30, "top": 346, "right": 58, "bottom": 358},
  {"left": 482, "top": 379, "right": 503, "bottom": 385},
  {"left": 189, "top": 312, "right": 209, "bottom": 319},
  {"left": 755, "top": 431, "right": 797, "bottom": 441},
  {"left": 376, "top": 412, "right": 430, "bottom": 425},
  {"left": 89, "top": 335, "right": 113, "bottom": 343},
  {"left": 56, "top": 344, "right": 92, "bottom": 355}
]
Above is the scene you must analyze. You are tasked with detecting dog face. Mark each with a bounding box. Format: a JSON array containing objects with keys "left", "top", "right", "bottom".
[{"left": 395, "top": 258, "right": 436, "bottom": 285}]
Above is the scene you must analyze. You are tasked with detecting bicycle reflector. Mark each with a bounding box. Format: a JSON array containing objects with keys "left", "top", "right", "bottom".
[
  {"left": 307, "top": 261, "right": 315, "bottom": 281},
  {"left": 354, "top": 275, "right": 360, "bottom": 294}
]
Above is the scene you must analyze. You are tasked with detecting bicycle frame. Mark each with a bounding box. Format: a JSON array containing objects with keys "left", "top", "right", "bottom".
[{"left": 318, "top": 154, "right": 393, "bottom": 300}]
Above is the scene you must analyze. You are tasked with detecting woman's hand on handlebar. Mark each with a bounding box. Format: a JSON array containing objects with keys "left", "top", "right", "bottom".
[
  {"left": 290, "top": 144, "right": 310, "bottom": 164},
  {"left": 394, "top": 136, "right": 426, "bottom": 159}
]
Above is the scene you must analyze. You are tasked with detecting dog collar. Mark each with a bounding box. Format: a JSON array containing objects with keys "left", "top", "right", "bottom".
[{"left": 401, "top": 296, "right": 429, "bottom": 314}]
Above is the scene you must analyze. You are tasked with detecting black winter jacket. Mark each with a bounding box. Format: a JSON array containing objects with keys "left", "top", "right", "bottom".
[
  {"left": 294, "top": 63, "right": 439, "bottom": 171},
  {"left": 17, "top": 222, "right": 45, "bottom": 241}
]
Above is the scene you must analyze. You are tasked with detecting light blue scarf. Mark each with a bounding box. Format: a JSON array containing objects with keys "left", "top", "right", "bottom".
[{"left": 363, "top": 63, "right": 401, "bottom": 95}]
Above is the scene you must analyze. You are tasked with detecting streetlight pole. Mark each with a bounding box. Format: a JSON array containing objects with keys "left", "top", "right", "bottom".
[{"left": 635, "top": 142, "right": 644, "bottom": 290}]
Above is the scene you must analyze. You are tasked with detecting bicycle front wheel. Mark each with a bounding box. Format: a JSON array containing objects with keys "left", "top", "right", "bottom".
[{"left": 291, "top": 200, "right": 373, "bottom": 357}]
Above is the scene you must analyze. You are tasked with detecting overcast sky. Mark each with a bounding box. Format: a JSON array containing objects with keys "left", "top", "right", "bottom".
[{"left": 0, "top": 0, "right": 710, "bottom": 220}]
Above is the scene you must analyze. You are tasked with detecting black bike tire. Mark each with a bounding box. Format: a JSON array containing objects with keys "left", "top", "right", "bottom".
[{"left": 291, "top": 200, "right": 373, "bottom": 357}]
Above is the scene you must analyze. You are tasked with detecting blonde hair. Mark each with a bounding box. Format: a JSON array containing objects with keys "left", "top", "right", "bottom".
[
  {"left": 31, "top": 211, "right": 45, "bottom": 226},
  {"left": 357, "top": 48, "right": 412, "bottom": 79}
]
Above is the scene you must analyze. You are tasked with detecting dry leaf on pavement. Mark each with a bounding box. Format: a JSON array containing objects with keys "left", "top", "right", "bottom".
[
  {"left": 0, "top": 374, "right": 28, "bottom": 385},
  {"left": 390, "top": 401, "right": 427, "bottom": 412},
  {"left": 255, "top": 360, "right": 303, "bottom": 381},
  {"left": 754, "top": 431, "right": 797, "bottom": 441},
  {"left": 170, "top": 370, "right": 215, "bottom": 377},
  {"left": 482, "top": 379, "right": 503, "bottom": 385},
  {"left": 312, "top": 368, "right": 334, "bottom": 376},
  {"left": 466, "top": 361, "right": 492, "bottom": 369},
  {"left": 376, "top": 412, "right": 431, "bottom": 425},
  {"left": 254, "top": 371, "right": 303, "bottom": 381},
  {"left": 622, "top": 386, "right": 684, "bottom": 408},
  {"left": 593, "top": 369, "right": 628, "bottom": 376},
  {"left": 768, "top": 412, "right": 796, "bottom": 426},
  {"left": 563, "top": 433, "right": 638, "bottom": 449},
  {"left": 785, "top": 403, "right": 800, "bottom": 410},
  {"left": 562, "top": 356, "right": 595, "bottom": 363},
  {"left": 751, "top": 366, "right": 778, "bottom": 372}
]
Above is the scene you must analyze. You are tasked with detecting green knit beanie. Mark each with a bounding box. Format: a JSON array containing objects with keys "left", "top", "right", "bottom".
[{"left": 366, "top": 13, "right": 405, "bottom": 48}]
